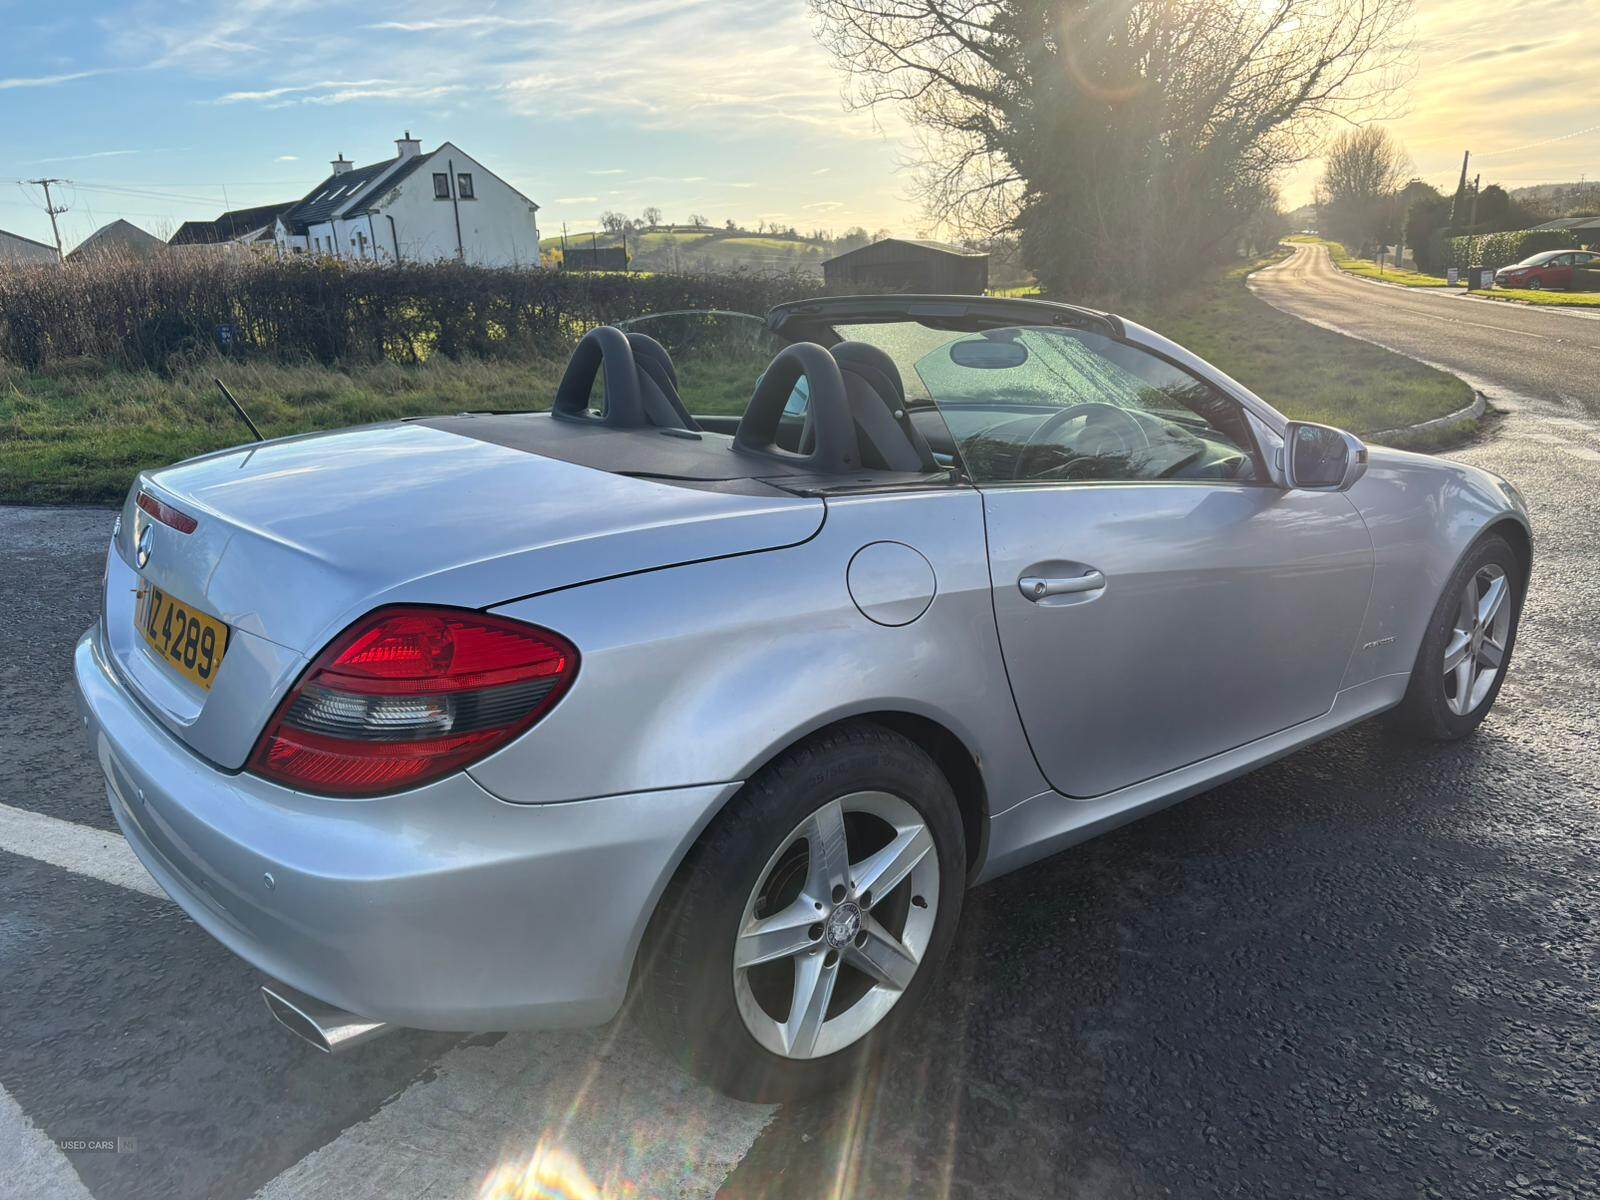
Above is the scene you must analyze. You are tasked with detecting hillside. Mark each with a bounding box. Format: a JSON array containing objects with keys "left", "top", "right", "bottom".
[{"left": 543, "top": 226, "right": 831, "bottom": 273}]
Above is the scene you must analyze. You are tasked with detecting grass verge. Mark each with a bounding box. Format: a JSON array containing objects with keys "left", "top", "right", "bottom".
[
  {"left": 0, "top": 352, "right": 761, "bottom": 506},
  {"left": 1469, "top": 287, "right": 1600, "bottom": 308}
]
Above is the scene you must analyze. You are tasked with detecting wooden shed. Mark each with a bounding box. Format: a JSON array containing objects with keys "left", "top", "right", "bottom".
[{"left": 822, "top": 238, "right": 989, "bottom": 294}]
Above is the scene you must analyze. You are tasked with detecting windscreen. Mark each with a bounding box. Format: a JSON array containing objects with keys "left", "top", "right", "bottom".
[{"left": 831, "top": 322, "right": 1261, "bottom": 485}]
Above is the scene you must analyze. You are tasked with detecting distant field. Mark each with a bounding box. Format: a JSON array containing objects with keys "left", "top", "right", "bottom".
[{"left": 545, "top": 227, "right": 827, "bottom": 272}]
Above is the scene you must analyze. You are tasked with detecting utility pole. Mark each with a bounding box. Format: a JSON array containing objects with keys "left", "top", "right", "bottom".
[
  {"left": 26, "top": 178, "right": 68, "bottom": 263},
  {"left": 1450, "top": 151, "right": 1470, "bottom": 225},
  {"left": 1467, "top": 173, "right": 1481, "bottom": 227}
]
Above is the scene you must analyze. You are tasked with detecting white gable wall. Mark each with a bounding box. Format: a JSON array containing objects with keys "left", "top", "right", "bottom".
[{"left": 366, "top": 144, "right": 539, "bottom": 267}]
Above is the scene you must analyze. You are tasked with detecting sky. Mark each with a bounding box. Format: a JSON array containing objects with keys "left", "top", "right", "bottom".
[{"left": 1, "top": 0, "right": 1596, "bottom": 252}]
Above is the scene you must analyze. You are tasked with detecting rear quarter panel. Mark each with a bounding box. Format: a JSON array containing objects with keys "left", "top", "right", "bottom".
[
  {"left": 474, "top": 487, "right": 1049, "bottom": 822},
  {"left": 1338, "top": 447, "right": 1531, "bottom": 689}
]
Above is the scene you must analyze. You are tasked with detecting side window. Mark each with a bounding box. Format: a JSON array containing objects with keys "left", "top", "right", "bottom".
[
  {"left": 912, "top": 327, "right": 1262, "bottom": 485},
  {"left": 457, "top": 173, "right": 475, "bottom": 200},
  {"left": 433, "top": 172, "right": 451, "bottom": 199}
]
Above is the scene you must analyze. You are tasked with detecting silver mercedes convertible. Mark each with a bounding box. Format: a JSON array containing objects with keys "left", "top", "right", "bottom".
[{"left": 74, "top": 295, "right": 1530, "bottom": 1100}]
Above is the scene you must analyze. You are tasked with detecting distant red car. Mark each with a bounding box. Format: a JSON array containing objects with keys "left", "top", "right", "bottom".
[{"left": 1494, "top": 249, "right": 1600, "bottom": 290}]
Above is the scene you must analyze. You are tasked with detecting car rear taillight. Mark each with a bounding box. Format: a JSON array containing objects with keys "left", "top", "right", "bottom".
[
  {"left": 136, "top": 490, "right": 199, "bottom": 533},
  {"left": 249, "top": 607, "right": 577, "bottom": 797}
]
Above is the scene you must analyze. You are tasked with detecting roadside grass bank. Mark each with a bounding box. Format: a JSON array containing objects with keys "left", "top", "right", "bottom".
[
  {"left": 3, "top": 254, "right": 1477, "bottom": 506},
  {"left": 1286, "top": 236, "right": 1450, "bottom": 288},
  {"left": 1114, "top": 256, "right": 1475, "bottom": 448}
]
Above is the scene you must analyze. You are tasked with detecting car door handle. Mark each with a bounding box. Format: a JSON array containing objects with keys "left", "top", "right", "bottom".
[{"left": 1019, "top": 571, "right": 1106, "bottom": 601}]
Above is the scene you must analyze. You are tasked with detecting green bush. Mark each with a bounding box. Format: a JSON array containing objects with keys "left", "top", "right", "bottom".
[
  {"left": 0, "top": 256, "right": 818, "bottom": 373},
  {"left": 1443, "top": 229, "right": 1578, "bottom": 271}
]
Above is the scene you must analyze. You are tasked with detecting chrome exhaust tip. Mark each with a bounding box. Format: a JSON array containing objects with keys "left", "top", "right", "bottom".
[{"left": 261, "top": 983, "right": 395, "bottom": 1055}]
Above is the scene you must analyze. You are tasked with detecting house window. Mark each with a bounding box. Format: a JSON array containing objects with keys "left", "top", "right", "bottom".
[
  {"left": 433, "top": 172, "right": 451, "bottom": 199},
  {"left": 457, "top": 173, "right": 475, "bottom": 200}
]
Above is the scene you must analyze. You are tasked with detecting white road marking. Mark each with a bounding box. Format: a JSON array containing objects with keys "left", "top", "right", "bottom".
[
  {"left": 0, "top": 802, "right": 775, "bottom": 1199},
  {"left": 0, "top": 1084, "right": 97, "bottom": 1200},
  {"left": 0, "top": 802, "right": 164, "bottom": 900},
  {"left": 251, "top": 1026, "right": 775, "bottom": 1200}
]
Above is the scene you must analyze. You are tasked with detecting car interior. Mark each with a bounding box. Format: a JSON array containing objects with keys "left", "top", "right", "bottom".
[{"left": 420, "top": 304, "right": 1263, "bottom": 493}]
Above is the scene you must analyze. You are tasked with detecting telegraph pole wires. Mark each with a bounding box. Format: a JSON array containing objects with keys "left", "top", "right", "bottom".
[{"left": 25, "top": 178, "right": 69, "bottom": 263}]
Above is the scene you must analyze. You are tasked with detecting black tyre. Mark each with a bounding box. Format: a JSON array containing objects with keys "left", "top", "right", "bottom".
[
  {"left": 1386, "top": 533, "right": 1523, "bottom": 741},
  {"left": 642, "top": 721, "right": 966, "bottom": 1101}
]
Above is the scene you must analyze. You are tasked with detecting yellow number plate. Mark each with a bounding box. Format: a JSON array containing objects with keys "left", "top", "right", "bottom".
[{"left": 136, "top": 584, "right": 230, "bottom": 691}]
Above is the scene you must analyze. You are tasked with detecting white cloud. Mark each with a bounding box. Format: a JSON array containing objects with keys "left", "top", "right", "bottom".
[
  {"left": 213, "top": 79, "right": 391, "bottom": 104},
  {"left": 31, "top": 148, "right": 141, "bottom": 164},
  {"left": 274, "top": 155, "right": 299, "bottom": 162},
  {"left": 552, "top": 196, "right": 600, "bottom": 204},
  {"left": 0, "top": 67, "right": 119, "bottom": 90},
  {"left": 367, "top": 16, "right": 550, "bottom": 32},
  {"left": 803, "top": 200, "right": 844, "bottom": 211}
]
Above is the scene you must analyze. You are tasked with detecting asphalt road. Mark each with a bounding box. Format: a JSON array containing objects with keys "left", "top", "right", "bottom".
[
  {"left": 1254, "top": 243, "right": 1600, "bottom": 414},
  {"left": 4, "top": 267, "right": 1600, "bottom": 1198}
]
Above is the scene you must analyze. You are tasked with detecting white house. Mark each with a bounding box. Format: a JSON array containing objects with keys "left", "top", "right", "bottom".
[{"left": 272, "top": 133, "right": 540, "bottom": 267}]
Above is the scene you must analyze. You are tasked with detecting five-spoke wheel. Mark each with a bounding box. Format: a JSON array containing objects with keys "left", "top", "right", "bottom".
[
  {"left": 734, "top": 791, "right": 939, "bottom": 1060},
  {"left": 644, "top": 722, "right": 963, "bottom": 1101},
  {"left": 1443, "top": 563, "right": 1512, "bottom": 716}
]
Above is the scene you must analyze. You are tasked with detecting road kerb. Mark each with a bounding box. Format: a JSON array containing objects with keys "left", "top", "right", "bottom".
[{"left": 1364, "top": 390, "right": 1489, "bottom": 445}]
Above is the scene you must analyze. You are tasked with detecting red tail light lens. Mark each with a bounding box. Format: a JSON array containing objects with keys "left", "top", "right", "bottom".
[
  {"left": 137, "top": 490, "right": 199, "bottom": 534},
  {"left": 249, "top": 607, "right": 577, "bottom": 797}
]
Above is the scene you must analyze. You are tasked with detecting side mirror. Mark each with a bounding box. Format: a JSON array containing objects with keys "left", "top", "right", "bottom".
[{"left": 1281, "top": 421, "right": 1368, "bottom": 491}]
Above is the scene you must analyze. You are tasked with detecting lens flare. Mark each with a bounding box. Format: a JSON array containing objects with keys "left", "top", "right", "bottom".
[{"left": 479, "top": 1136, "right": 637, "bottom": 1200}]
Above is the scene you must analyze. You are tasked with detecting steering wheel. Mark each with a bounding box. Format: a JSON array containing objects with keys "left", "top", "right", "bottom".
[{"left": 1013, "top": 402, "right": 1151, "bottom": 481}]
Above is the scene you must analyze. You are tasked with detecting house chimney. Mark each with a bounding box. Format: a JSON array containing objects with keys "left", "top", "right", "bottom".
[
  {"left": 395, "top": 131, "right": 421, "bottom": 160},
  {"left": 331, "top": 154, "right": 353, "bottom": 175}
]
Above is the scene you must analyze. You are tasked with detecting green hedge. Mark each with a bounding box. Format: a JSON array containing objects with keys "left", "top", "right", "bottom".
[
  {"left": 1443, "top": 229, "right": 1578, "bottom": 271},
  {"left": 0, "top": 255, "right": 817, "bottom": 373}
]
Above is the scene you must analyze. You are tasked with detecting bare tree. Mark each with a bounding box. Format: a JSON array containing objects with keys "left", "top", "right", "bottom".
[
  {"left": 1315, "top": 125, "right": 1410, "bottom": 252},
  {"left": 689, "top": 212, "right": 709, "bottom": 228},
  {"left": 599, "top": 210, "right": 628, "bottom": 234},
  {"left": 641, "top": 205, "right": 663, "bottom": 228},
  {"left": 810, "top": 0, "right": 1413, "bottom": 295}
]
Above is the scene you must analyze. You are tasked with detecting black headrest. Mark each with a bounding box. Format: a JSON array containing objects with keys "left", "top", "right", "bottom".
[
  {"left": 831, "top": 341, "right": 908, "bottom": 408},
  {"left": 829, "top": 341, "right": 936, "bottom": 472}
]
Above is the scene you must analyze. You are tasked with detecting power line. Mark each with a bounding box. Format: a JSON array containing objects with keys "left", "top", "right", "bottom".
[{"left": 1474, "top": 121, "right": 1600, "bottom": 162}]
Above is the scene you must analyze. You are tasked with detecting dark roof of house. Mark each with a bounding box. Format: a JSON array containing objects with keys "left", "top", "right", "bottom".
[
  {"left": 169, "top": 202, "right": 296, "bottom": 246},
  {"left": 279, "top": 152, "right": 436, "bottom": 233},
  {"left": 822, "top": 237, "right": 988, "bottom": 266}
]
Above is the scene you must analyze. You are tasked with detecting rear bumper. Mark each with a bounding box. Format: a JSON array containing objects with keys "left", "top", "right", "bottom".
[{"left": 74, "top": 626, "right": 737, "bottom": 1031}]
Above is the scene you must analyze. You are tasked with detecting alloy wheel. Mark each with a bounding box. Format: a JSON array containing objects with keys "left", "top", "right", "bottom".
[
  {"left": 733, "top": 790, "right": 940, "bottom": 1060},
  {"left": 1443, "top": 563, "right": 1512, "bottom": 716}
]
